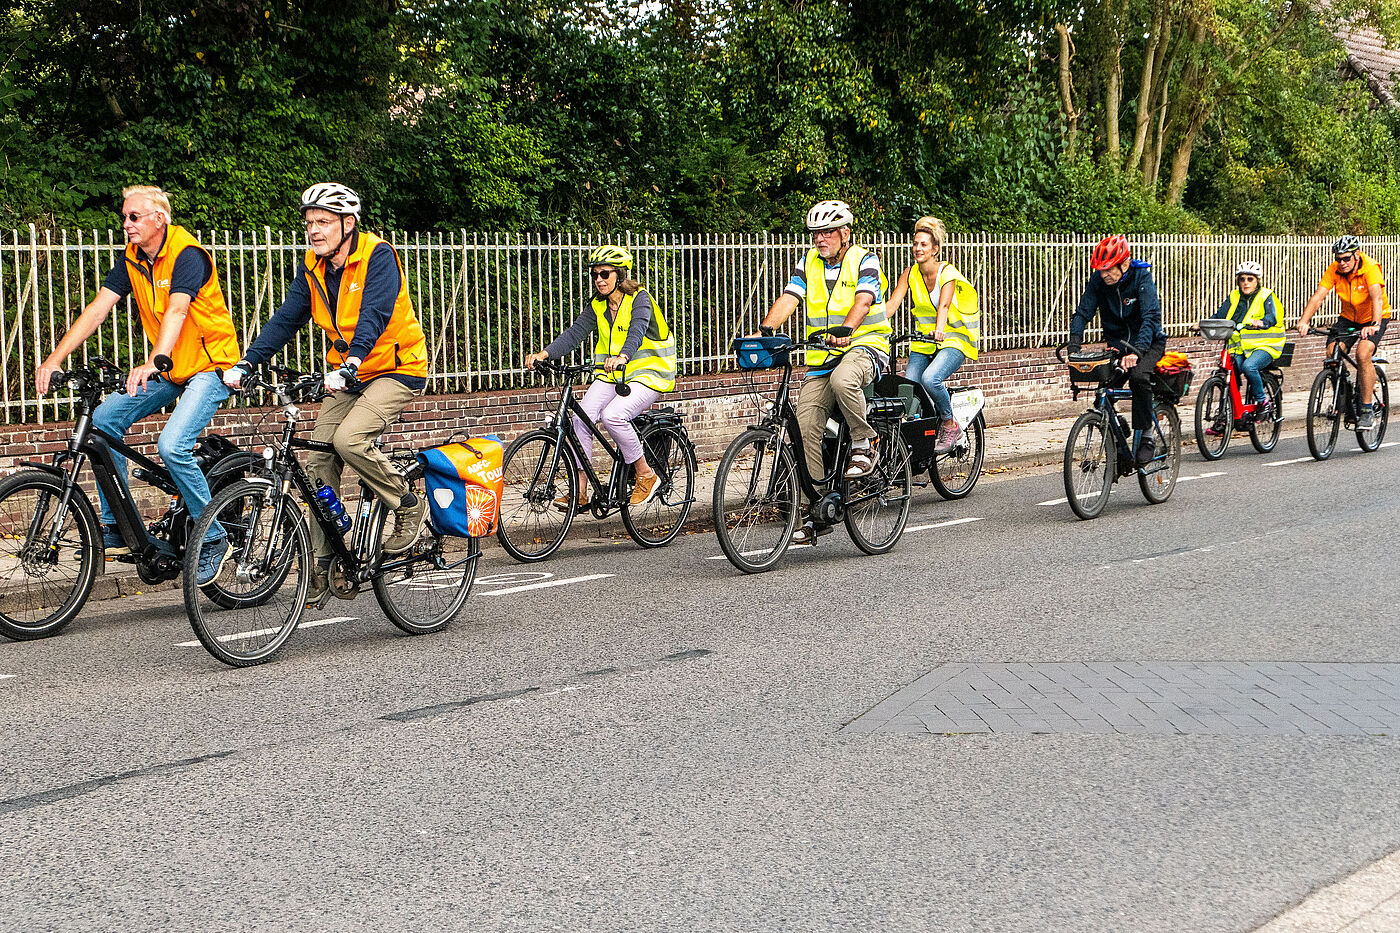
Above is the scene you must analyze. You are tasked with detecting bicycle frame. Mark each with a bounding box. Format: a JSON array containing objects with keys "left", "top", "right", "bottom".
[
  {"left": 1073, "top": 376, "right": 1172, "bottom": 475},
  {"left": 1210, "top": 342, "right": 1266, "bottom": 421}
]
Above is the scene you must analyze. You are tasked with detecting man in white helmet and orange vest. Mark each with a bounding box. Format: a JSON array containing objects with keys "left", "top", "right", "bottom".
[
  {"left": 35, "top": 184, "right": 241, "bottom": 586},
  {"left": 225, "top": 183, "right": 430, "bottom": 606},
  {"left": 753, "top": 199, "right": 891, "bottom": 544}
]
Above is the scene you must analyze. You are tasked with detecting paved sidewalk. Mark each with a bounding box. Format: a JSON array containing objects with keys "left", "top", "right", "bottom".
[{"left": 0, "top": 387, "right": 1322, "bottom": 608}]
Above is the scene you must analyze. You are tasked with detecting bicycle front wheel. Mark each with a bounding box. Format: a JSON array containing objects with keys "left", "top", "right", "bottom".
[
  {"left": 844, "top": 420, "right": 913, "bottom": 555},
  {"left": 1139, "top": 403, "right": 1182, "bottom": 504},
  {"left": 1307, "top": 368, "right": 1341, "bottom": 460},
  {"left": 622, "top": 423, "right": 697, "bottom": 548},
  {"left": 0, "top": 471, "right": 100, "bottom": 640},
  {"left": 1248, "top": 371, "right": 1284, "bottom": 453},
  {"left": 1063, "top": 411, "right": 1114, "bottom": 520},
  {"left": 930, "top": 414, "right": 985, "bottom": 500},
  {"left": 183, "top": 480, "right": 310, "bottom": 667},
  {"left": 1193, "top": 373, "right": 1232, "bottom": 461},
  {"left": 712, "top": 428, "right": 799, "bottom": 574},
  {"left": 497, "top": 430, "right": 576, "bottom": 563},
  {"left": 1357, "top": 369, "right": 1389, "bottom": 452}
]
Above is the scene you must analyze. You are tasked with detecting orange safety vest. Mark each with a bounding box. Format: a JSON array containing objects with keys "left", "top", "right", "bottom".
[
  {"left": 124, "top": 225, "right": 239, "bottom": 384},
  {"left": 302, "top": 231, "right": 429, "bottom": 381}
]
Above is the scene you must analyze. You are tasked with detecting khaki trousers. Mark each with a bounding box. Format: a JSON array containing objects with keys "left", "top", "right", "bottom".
[
  {"left": 794, "top": 350, "right": 879, "bottom": 483},
  {"left": 307, "top": 377, "right": 417, "bottom": 559}
]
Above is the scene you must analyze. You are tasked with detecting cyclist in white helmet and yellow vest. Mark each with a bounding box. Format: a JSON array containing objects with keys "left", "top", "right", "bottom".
[
  {"left": 751, "top": 199, "right": 891, "bottom": 544},
  {"left": 884, "top": 215, "right": 979, "bottom": 454},
  {"left": 524, "top": 245, "right": 676, "bottom": 509},
  {"left": 1207, "top": 260, "right": 1285, "bottom": 427}
]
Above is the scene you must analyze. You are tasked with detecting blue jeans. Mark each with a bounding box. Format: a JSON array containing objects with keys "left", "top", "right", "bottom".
[
  {"left": 1237, "top": 349, "right": 1273, "bottom": 403},
  {"left": 91, "top": 371, "right": 230, "bottom": 543},
  {"left": 905, "top": 347, "right": 967, "bottom": 421}
]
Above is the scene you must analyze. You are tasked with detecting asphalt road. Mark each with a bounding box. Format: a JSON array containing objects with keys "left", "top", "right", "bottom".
[{"left": 3, "top": 428, "right": 1398, "bottom": 932}]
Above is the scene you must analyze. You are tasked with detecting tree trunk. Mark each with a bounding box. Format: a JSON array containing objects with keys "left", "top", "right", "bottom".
[
  {"left": 1055, "top": 23, "right": 1079, "bottom": 158},
  {"left": 1128, "top": 4, "right": 1173, "bottom": 174},
  {"left": 1105, "top": 49, "right": 1122, "bottom": 163}
]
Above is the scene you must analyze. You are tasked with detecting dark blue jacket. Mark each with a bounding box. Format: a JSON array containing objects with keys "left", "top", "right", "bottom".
[{"left": 1070, "top": 259, "right": 1168, "bottom": 353}]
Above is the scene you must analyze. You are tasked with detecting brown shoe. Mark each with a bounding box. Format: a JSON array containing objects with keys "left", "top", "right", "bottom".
[
  {"left": 629, "top": 472, "right": 660, "bottom": 507},
  {"left": 554, "top": 489, "right": 590, "bottom": 512},
  {"left": 382, "top": 494, "right": 427, "bottom": 554}
]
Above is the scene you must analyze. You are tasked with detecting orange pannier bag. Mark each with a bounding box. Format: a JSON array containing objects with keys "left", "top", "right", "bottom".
[{"left": 416, "top": 436, "right": 504, "bottom": 538}]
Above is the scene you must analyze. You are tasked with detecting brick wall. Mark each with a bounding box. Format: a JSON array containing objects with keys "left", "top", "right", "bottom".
[{"left": 5, "top": 333, "right": 1393, "bottom": 505}]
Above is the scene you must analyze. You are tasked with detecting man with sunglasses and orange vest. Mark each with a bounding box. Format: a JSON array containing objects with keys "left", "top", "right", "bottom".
[
  {"left": 35, "top": 185, "right": 241, "bottom": 586},
  {"left": 225, "top": 183, "right": 429, "bottom": 607}
]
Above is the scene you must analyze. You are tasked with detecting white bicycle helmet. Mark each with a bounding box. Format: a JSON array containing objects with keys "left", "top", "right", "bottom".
[
  {"left": 805, "top": 199, "right": 854, "bottom": 232},
  {"left": 1235, "top": 261, "right": 1263, "bottom": 279},
  {"left": 300, "top": 182, "right": 361, "bottom": 218}
]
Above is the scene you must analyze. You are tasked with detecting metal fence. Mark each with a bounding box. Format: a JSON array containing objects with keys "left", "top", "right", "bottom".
[{"left": 2, "top": 227, "right": 1392, "bottom": 423}]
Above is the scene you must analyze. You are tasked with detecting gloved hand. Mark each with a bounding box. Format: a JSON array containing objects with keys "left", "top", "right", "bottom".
[
  {"left": 1067, "top": 338, "right": 1083, "bottom": 355},
  {"left": 324, "top": 357, "right": 361, "bottom": 393},
  {"left": 224, "top": 363, "right": 250, "bottom": 389}
]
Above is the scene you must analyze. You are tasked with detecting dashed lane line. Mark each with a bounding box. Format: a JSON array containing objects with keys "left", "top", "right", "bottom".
[
  {"left": 1264, "top": 456, "right": 1313, "bottom": 467},
  {"left": 1266, "top": 441, "right": 1397, "bottom": 467},
  {"left": 1040, "top": 470, "right": 1227, "bottom": 505},
  {"left": 905, "top": 517, "right": 985, "bottom": 532},
  {"left": 480, "top": 573, "right": 614, "bottom": 596},
  {"left": 175, "top": 616, "right": 353, "bottom": 648}
]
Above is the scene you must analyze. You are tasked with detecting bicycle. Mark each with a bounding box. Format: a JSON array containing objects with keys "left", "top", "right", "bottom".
[
  {"left": 1193, "top": 318, "right": 1289, "bottom": 460},
  {"left": 183, "top": 364, "right": 477, "bottom": 666},
  {"left": 712, "top": 327, "right": 914, "bottom": 573},
  {"left": 1057, "top": 345, "right": 1183, "bottom": 521},
  {"left": 1303, "top": 325, "right": 1390, "bottom": 460},
  {"left": 0, "top": 355, "right": 249, "bottom": 641},
  {"left": 877, "top": 333, "right": 986, "bottom": 500},
  {"left": 496, "top": 359, "right": 697, "bottom": 562}
]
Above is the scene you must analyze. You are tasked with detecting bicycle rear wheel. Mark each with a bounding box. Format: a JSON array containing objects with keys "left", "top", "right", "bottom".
[
  {"left": 1193, "top": 374, "right": 1232, "bottom": 460},
  {"left": 0, "top": 471, "right": 100, "bottom": 640},
  {"left": 1139, "top": 403, "right": 1181, "bottom": 504},
  {"left": 930, "top": 414, "right": 985, "bottom": 499},
  {"left": 497, "top": 430, "right": 576, "bottom": 562},
  {"left": 1356, "top": 369, "right": 1389, "bottom": 452},
  {"left": 1307, "top": 368, "right": 1341, "bottom": 460},
  {"left": 622, "top": 423, "right": 696, "bottom": 548},
  {"left": 1063, "top": 411, "right": 1114, "bottom": 520},
  {"left": 1248, "top": 372, "right": 1284, "bottom": 453},
  {"left": 183, "top": 480, "right": 310, "bottom": 667},
  {"left": 373, "top": 535, "right": 478, "bottom": 635},
  {"left": 845, "top": 421, "right": 913, "bottom": 554},
  {"left": 712, "top": 428, "right": 799, "bottom": 573}
]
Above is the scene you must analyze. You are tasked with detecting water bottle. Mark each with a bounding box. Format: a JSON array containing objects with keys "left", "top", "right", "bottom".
[{"left": 314, "top": 481, "right": 352, "bottom": 533}]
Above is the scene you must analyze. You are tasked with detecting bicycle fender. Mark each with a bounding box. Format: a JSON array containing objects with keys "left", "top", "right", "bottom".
[{"left": 19, "top": 461, "right": 65, "bottom": 478}]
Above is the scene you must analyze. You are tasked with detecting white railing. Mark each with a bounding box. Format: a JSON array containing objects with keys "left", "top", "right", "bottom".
[{"left": 1, "top": 227, "right": 1388, "bottom": 422}]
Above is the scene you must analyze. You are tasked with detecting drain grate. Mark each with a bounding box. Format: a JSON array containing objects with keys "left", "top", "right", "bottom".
[{"left": 844, "top": 662, "right": 1400, "bottom": 736}]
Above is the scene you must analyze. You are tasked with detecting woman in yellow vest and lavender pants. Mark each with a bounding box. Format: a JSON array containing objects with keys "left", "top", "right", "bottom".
[
  {"left": 523, "top": 245, "right": 677, "bottom": 510},
  {"left": 885, "top": 216, "right": 979, "bottom": 454}
]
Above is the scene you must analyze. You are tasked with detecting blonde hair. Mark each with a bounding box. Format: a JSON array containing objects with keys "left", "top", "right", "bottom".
[
  {"left": 913, "top": 215, "right": 947, "bottom": 254},
  {"left": 121, "top": 185, "right": 172, "bottom": 223}
]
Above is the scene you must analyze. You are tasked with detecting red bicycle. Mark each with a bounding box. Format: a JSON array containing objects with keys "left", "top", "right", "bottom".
[{"left": 1193, "top": 318, "right": 1290, "bottom": 460}]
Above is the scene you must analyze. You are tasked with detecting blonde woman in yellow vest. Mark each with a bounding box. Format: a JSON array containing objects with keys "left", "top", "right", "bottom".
[
  {"left": 884, "top": 215, "right": 979, "bottom": 454},
  {"left": 35, "top": 185, "right": 240, "bottom": 587},
  {"left": 523, "top": 244, "right": 676, "bottom": 510},
  {"left": 225, "top": 183, "right": 430, "bottom": 607},
  {"left": 748, "top": 199, "right": 890, "bottom": 544},
  {"left": 1206, "top": 261, "right": 1285, "bottom": 427}
]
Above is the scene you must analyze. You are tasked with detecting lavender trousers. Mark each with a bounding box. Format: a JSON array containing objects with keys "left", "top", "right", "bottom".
[{"left": 572, "top": 379, "right": 663, "bottom": 465}]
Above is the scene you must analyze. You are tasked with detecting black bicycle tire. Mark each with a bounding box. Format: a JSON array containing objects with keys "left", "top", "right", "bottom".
[
  {"left": 1307, "top": 368, "right": 1341, "bottom": 460},
  {"left": 621, "top": 423, "right": 697, "bottom": 548},
  {"left": 930, "top": 413, "right": 985, "bottom": 499},
  {"left": 496, "top": 429, "right": 577, "bottom": 563},
  {"left": 182, "top": 480, "right": 310, "bottom": 667},
  {"left": 0, "top": 471, "right": 100, "bottom": 641},
  {"left": 712, "top": 428, "right": 800, "bottom": 574},
  {"left": 1193, "top": 374, "right": 1232, "bottom": 461},
  {"left": 1139, "top": 404, "right": 1181, "bottom": 504},
  {"left": 373, "top": 534, "right": 479, "bottom": 635},
  {"left": 1063, "top": 411, "right": 1114, "bottom": 520},
  {"left": 844, "top": 421, "right": 913, "bottom": 555},
  {"left": 1357, "top": 368, "right": 1389, "bottom": 452},
  {"left": 1248, "top": 372, "right": 1284, "bottom": 453}
]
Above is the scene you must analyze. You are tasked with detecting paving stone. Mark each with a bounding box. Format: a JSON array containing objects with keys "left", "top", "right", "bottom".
[{"left": 846, "top": 661, "right": 1400, "bottom": 736}]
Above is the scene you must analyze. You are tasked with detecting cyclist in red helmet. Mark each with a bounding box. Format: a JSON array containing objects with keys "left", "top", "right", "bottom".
[{"left": 1068, "top": 235, "right": 1169, "bottom": 466}]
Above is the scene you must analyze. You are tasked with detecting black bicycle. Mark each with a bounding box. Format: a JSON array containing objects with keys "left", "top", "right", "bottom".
[
  {"left": 880, "top": 333, "right": 986, "bottom": 500},
  {"left": 712, "top": 327, "right": 913, "bottom": 573},
  {"left": 183, "top": 365, "right": 477, "bottom": 666},
  {"left": 1057, "top": 345, "right": 1183, "bottom": 520},
  {"left": 0, "top": 355, "right": 250, "bottom": 640},
  {"left": 1303, "top": 326, "right": 1390, "bottom": 459},
  {"left": 496, "top": 359, "right": 697, "bottom": 562}
]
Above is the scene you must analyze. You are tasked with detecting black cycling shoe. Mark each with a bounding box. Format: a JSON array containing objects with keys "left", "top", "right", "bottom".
[{"left": 1134, "top": 437, "right": 1156, "bottom": 467}]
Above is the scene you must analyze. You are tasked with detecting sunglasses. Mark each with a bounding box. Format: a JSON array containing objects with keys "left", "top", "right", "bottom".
[
  {"left": 1238, "top": 275, "right": 1258, "bottom": 281},
  {"left": 122, "top": 210, "right": 155, "bottom": 223},
  {"left": 590, "top": 268, "right": 617, "bottom": 280},
  {"left": 1337, "top": 253, "right": 1358, "bottom": 263}
]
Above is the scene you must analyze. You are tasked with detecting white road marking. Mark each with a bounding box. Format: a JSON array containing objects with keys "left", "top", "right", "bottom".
[
  {"left": 1176, "top": 471, "right": 1227, "bottom": 483},
  {"left": 1038, "top": 496, "right": 1069, "bottom": 506},
  {"left": 481, "top": 573, "right": 613, "bottom": 595},
  {"left": 476, "top": 571, "right": 554, "bottom": 587},
  {"left": 905, "top": 517, "right": 985, "bottom": 532},
  {"left": 1264, "top": 456, "right": 1313, "bottom": 467},
  {"left": 176, "top": 616, "right": 352, "bottom": 648},
  {"left": 707, "top": 544, "right": 813, "bottom": 560},
  {"left": 0, "top": 674, "right": 15, "bottom": 681}
]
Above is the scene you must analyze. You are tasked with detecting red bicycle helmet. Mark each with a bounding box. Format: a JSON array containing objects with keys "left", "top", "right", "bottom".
[{"left": 1090, "top": 235, "right": 1131, "bottom": 271}]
